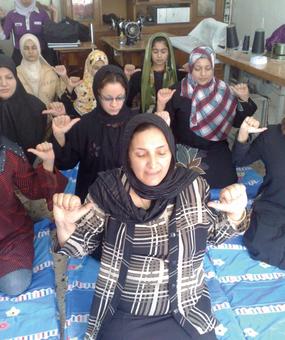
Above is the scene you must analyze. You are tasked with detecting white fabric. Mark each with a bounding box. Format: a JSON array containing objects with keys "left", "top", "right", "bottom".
[
  {"left": 15, "top": 0, "right": 37, "bottom": 17},
  {"left": 170, "top": 18, "right": 227, "bottom": 54}
]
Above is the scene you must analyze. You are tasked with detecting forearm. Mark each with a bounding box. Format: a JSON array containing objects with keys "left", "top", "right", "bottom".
[
  {"left": 207, "top": 210, "right": 248, "bottom": 245},
  {"left": 0, "top": 24, "right": 5, "bottom": 40},
  {"left": 54, "top": 132, "right": 65, "bottom": 147},
  {"left": 156, "top": 100, "right": 166, "bottom": 112},
  {"left": 56, "top": 220, "right": 76, "bottom": 247}
]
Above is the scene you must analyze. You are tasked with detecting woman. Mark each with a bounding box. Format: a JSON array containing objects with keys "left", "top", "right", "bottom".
[
  {"left": 0, "top": 54, "right": 46, "bottom": 164},
  {"left": 17, "top": 33, "right": 67, "bottom": 107},
  {"left": 61, "top": 49, "right": 108, "bottom": 118},
  {"left": 0, "top": 137, "right": 66, "bottom": 296},
  {"left": 157, "top": 46, "right": 257, "bottom": 188},
  {"left": 52, "top": 64, "right": 135, "bottom": 202},
  {"left": 53, "top": 113, "right": 248, "bottom": 340},
  {"left": 126, "top": 32, "right": 180, "bottom": 113},
  {"left": 0, "top": 0, "right": 57, "bottom": 65},
  {"left": 232, "top": 116, "right": 285, "bottom": 269}
]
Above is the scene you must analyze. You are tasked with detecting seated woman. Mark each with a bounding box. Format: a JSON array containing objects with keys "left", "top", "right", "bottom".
[
  {"left": 17, "top": 33, "right": 67, "bottom": 108},
  {"left": 232, "top": 116, "right": 285, "bottom": 269},
  {"left": 0, "top": 137, "right": 66, "bottom": 296},
  {"left": 60, "top": 49, "right": 108, "bottom": 118},
  {"left": 0, "top": 54, "right": 47, "bottom": 164},
  {"left": 53, "top": 113, "right": 248, "bottom": 340},
  {"left": 157, "top": 46, "right": 257, "bottom": 189},
  {"left": 52, "top": 64, "right": 136, "bottom": 202},
  {"left": 125, "top": 32, "right": 183, "bottom": 113}
]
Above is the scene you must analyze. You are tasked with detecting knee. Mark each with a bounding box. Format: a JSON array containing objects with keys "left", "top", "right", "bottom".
[{"left": 0, "top": 269, "right": 32, "bottom": 296}]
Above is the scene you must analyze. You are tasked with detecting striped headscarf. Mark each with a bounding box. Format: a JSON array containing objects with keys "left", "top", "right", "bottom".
[{"left": 181, "top": 46, "right": 238, "bottom": 141}]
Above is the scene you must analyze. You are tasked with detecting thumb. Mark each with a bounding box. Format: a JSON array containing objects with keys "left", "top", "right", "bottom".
[
  {"left": 42, "top": 109, "right": 53, "bottom": 115},
  {"left": 77, "top": 202, "right": 93, "bottom": 219},
  {"left": 248, "top": 127, "right": 267, "bottom": 134},
  {"left": 69, "top": 118, "right": 81, "bottom": 128},
  {"left": 27, "top": 148, "right": 41, "bottom": 157},
  {"left": 207, "top": 200, "right": 229, "bottom": 212}
]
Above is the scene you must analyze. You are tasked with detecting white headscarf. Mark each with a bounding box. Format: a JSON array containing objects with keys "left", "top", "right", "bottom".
[
  {"left": 15, "top": 0, "right": 37, "bottom": 17},
  {"left": 19, "top": 33, "right": 43, "bottom": 96}
]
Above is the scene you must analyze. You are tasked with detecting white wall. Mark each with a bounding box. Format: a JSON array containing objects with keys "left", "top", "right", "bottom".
[
  {"left": 232, "top": 0, "right": 285, "bottom": 48},
  {"left": 0, "top": 0, "right": 61, "bottom": 56}
]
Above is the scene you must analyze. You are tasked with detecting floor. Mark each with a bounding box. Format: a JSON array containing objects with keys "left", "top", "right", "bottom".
[{"left": 52, "top": 234, "right": 68, "bottom": 339}]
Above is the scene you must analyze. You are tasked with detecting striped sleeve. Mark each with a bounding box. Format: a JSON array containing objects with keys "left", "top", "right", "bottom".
[{"left": 197, "top": 177, "right": 248, "bottom": 245}]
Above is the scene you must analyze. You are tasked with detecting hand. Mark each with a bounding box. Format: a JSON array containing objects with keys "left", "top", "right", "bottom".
[
  {"left": 238, "top": 116, "right": 267, "bottom": 143},
  {"left": 0, "top": 7, "right": 6, "bottom": 19},
  {"left": 124, "top": 64, "right": 141, "bottom": 80},
  {"left": 48, "top": 4, "right": 57, "bottom": 13},
  {"left": 67, "top": 76, "right": 82, "bottom": 93},
  {"left": 157, "top": 88, "right": 176, "bottom": 111},
  {"left": 52, "top": 115, "right": 80, "bottom": 137},
  {"left": 43, "top": 102, "right": 66, "bottom": 117},
  {"left": 28, "top": 142, "right": 55, "bottom": 172},
  {"left": 155, "top": 111, "right": 171, "bottom": 126},
  {"left": 208, "top": 183, "right": 247, "bottom": 223},
  {"left": 53, "top": 193, "right": 93, "bottom": 245},
  {"left": 178, "top": 63, "right": 189, "bottom": 73},
  {"left": 54, "top": 65, "right": 67, "bottom": 78},
  {"left": 230, "top": 83, "right": 250, "bottom": 102}
]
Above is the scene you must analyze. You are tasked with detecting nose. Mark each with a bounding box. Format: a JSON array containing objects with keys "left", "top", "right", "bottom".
[
  {"left": 147, "top": 154, "right": 157, "bottom": 169},
  {"left": 110, "top": 98, "right": 117, "bottom": 107},
  {"left": 201, "top": 68, "right": 206, "bottom": 76},
  {"left": 0, "top": 77, "right": 7, "bottom": 86}
]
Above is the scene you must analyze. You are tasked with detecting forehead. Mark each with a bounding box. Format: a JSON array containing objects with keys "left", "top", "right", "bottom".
[
  {"left": 131, "top": 126, "right": 167, "bottom": 146},
  {"left": 0, "top": 67, "right": 15, "bottom": 77},
  {"left": 100, "top": 81, "right": 125, "bottom": 93},
  {"left": 152, "top": 41, "right": 168, "bottom": 50},
  {"left": 23, "top": 39, "right": 37, "bottom": 47},
  {"left": 193, "top": 57, "right": 212, "bottom": 67}
]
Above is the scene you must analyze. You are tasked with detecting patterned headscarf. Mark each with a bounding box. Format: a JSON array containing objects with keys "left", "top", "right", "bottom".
[
  {"left": 181, "top": 46, "right": 238, "bottom": 141},
  {"left": 73, "top": 49, "right": 108, "bottom": 116},
  {"left": 141, "top": 32, "right": 177, "bottom": 113}
]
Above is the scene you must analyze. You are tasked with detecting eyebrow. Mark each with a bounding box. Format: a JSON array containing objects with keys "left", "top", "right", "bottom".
[{"left": 134, "top": 145, "right": 167, "bottom": 151}]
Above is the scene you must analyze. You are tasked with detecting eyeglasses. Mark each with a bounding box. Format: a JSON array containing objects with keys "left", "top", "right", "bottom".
[{"left": 100, "top": 95, "right": 126, "bottom": 103}]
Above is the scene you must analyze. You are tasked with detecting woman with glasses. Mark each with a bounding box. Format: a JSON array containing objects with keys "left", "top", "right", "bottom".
[
  {"left": 52, "top": 65, "right": 136, "bottom": 203},
  {"left": 125, "top": 32, "right": 182, "bottom": 113}
]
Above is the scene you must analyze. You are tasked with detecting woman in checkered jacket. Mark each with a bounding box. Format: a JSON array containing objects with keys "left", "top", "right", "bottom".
[{"left": 53, "top": 113, "right": 248, "bottom": 340}]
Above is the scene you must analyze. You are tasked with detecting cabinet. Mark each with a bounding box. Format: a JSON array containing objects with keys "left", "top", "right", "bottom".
[{"left": 127, "top": 0, "right": 225, "bottom": 36}]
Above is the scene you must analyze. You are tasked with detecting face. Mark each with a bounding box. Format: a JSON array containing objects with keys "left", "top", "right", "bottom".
[
  {"left": 151, "top": 41, "right": 169, "bottom": 68},
  {"left": 20, "top": 0, "right": 33, "bottom": 7},
  {"left": 191, "top": 58, "right": 214, "bottom": 85},
  {"left": 129, "top": 127, "right": 172, "bottom": 186},
  {"left": 0, "top": 67, "right": 17, "bottom": 100},
  {"left": 88, "top": 52, "right": 108, "bottom": 76},
  {"left": 99, "top": 82, "right": 126, "bottom": 115},
  {"left": 22, "top": 39, "right": 39, "bottom": 62}
]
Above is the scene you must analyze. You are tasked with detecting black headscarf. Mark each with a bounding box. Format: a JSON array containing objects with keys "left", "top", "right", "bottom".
[
  {"left": 0, "top": 55, "right": 46, "bottom": 163},
  {"left": 121, "top": 113, "right": 197, "bottom": 200},
  {"left": 89, "top": 113, "right": 198, "bottom": 223},
  {"left": 92, "top": 64, "right": 131, "bottom": 125}
]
